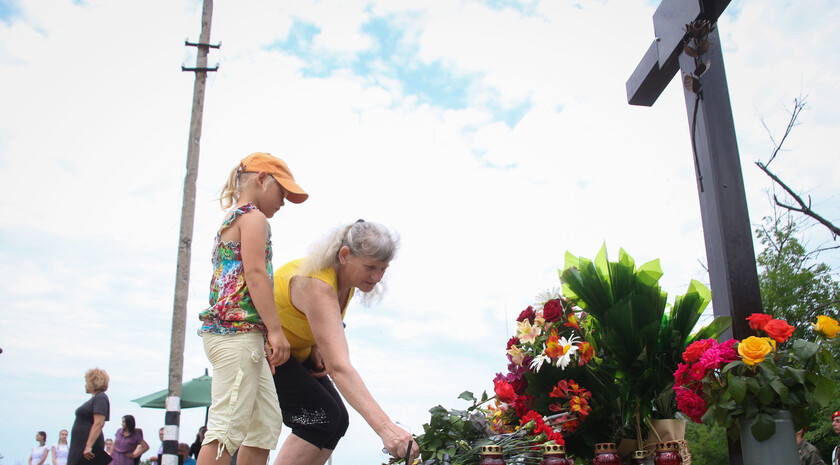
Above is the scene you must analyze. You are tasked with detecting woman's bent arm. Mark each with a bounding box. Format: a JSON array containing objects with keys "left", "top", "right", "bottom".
[{"left": 291, "top": 277, "right": 417, "bottom": 460}]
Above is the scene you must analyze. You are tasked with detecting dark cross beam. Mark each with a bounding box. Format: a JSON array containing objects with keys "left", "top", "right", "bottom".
[{"left": 627, "top": 0, "right": 762, "bottom": 344}]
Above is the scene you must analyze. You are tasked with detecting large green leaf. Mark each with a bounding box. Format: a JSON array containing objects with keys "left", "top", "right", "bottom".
[{"left": 749, "top": 413, "right": 777, "bottom": 442}]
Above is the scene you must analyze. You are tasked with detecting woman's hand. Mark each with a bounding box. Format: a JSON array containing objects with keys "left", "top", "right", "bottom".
[
  {"left": 307, "top": 344, "right": 327, "bottom": 378},
  {"left": 83, "top": 446, "right": 94, "bottom": 461},
  {"left": 379, "top": 422, "right": 418, "bottom": 464}
]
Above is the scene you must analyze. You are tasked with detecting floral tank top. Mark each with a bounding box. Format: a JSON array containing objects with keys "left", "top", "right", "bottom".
[{"left": 198, "top": 202, "right": 272, "bottom": 335}]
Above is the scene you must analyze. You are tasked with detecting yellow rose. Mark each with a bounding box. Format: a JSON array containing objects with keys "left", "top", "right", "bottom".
[
  {"left": 813, "top": 315, "right": 840, "bottom": 339},
  {"left": 738, "top": 336, "right": 774, "bottom": 366}
]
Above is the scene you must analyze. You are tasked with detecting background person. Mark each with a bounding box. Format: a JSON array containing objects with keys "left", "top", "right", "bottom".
[
  {"left": 271, "top": 220, "right": 417, "bottom": 465},
  {"left": 832, "top": 411, "right": 840, "bottom": 465},
  {"left": 179, "top": 443, "right": 196, "bottom": 465},
  {"left": 67, "top": 368, "right": 110, "bottom": 465},
  {"left": 104, "top": 439, "right": 114, "bottom": 456},
  {"left": 148, "top": 428, "right": 163, "bottom": 464},
  {"left": 797, "top": 427, "right": 825, "bottom": 465},
  {"left": 30, "top": 432, "right": 49, "bottom": 465},
  {"left": 189, "top": 427, "right": 206, "bottom": 460},
  {"left": 111, "top": 415, "right": 149, "bottom": 465},
  {"left": 196, "top": 153, "right": 308, "bottom": 465},
  {"left": 52, "top": 430, "right": 70, "bottom": 465}
]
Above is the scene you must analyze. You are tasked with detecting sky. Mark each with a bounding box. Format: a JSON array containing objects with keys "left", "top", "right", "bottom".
[{"left": 1, "top": 0, "right": 839, "bottom": 464}]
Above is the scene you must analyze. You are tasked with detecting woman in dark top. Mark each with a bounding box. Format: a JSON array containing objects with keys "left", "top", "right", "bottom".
[
  {"left": 67, "top": 368, "right": 111, "bottom": 465},
  {"left": 188, "top": 427, "right": 206, "bottom": 460}
]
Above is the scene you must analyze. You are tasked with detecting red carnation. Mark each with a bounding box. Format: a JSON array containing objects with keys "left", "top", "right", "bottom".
[
  {"left": 494, "top": 379, "right": 516, "bottom": 403},
  {"left": 746, "top": 313, "right": 772, "bottom": 331},
  {"left": 506, "top": 335, "right": 519, "bottom": 350},
  {"left": 764, "top": 318, "right": 795, "bottom": 343}
]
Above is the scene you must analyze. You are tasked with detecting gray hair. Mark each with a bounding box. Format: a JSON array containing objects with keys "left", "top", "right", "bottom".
[{"left": 298, "top": 220, "right": 400, "bottom": 303}]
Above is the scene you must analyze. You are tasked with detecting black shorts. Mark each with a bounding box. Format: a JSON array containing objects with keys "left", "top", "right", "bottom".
[{"left": 273, "top": 356, "right": 349, "bottom": 450}]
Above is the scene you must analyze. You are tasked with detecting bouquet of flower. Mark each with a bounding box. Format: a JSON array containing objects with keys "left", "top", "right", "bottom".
[
  {"left": 488, "top": 246, "right": 731, "bottom": 458},
  {"left": 417, "top": 246, "right": 733, "bottom": 463},
  {"left": 674, "top": 313, "right": 839, "bottom": 441}
]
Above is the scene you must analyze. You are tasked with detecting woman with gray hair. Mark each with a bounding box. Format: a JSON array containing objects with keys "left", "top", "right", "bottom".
[{"left": 271, "top": 220, "right": 416, "bottom": 465}]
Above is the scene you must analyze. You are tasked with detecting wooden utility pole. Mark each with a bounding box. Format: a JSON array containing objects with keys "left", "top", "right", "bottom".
[
  {"left": 164, "top": 1, "right": 218, "bottom": 465},
  {"left": 626, "top": 1, "right": 762, "bottom": 464}
]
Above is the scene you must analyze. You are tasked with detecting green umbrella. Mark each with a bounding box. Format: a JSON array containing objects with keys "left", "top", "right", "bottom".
[{"left": 132, "top": 373, "right": 212, "bottom": 424}]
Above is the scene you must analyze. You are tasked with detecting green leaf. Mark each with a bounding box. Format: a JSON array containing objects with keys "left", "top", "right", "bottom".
[
  {"left": 749, "top": 413, "right": 777, "bottom": 442},
  {"left": 785, "top": 367, "right": 806, "bottom": 384},
  {"left": 727, "top": 374, "right": 747, "bottom": 403},
  {"left": 813, "top": 375, "right": 835, "bottom": 406},
  {"left": 747, "top": 377, "right": 760, "bottom": 395},
  {"left": 757, "top": 384, "right": 775, "bottom": 405},
  {"left": 791, "top": 339, "right": 819, "bottom": 361},
  {"left": 457, "top": 391, "right": 476, "bottom": 402},
  {"left": 769, "top": 379, "right": 789, "bottom": 403}
]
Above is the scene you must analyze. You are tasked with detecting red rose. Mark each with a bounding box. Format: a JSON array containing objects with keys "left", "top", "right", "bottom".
[
  {"left": 517, "top": 306, "right": 536, "bottom": 323},
  {"left": 543, "top": 299, "right": 564, "bottom": 322},
  {"left": 764, "top": 318, "right": 795, "bottom": 343},
  {"left": 494, "top": 379, "right": 516, "bottom": 403},
  {"left": 747, "top": 313, "right": 772, "bottom": 331},
  {"left": 682, "top": 339, "right": 714, "bottom": 363}
]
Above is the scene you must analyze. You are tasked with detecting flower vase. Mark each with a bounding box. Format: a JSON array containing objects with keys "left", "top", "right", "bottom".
[
  {"left": 739, "top": 410, "right": 798, "bottom": 465},
  {"left": 592, "top": 443, "right": 620, "bottom": 465}
]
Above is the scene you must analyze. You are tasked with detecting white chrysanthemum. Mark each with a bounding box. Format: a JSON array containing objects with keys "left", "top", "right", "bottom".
[{"left": 534, "top": 287, "right": 562, "bottom": 310}]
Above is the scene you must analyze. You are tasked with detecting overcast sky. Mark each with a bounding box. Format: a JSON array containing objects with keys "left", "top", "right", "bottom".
[{"left": 1, "top": 0, "right": 838, "bottom": 464}]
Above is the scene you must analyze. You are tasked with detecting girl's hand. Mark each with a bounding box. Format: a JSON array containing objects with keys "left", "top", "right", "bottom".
[
  {"left": 265, "top": 329, "right": 291, "bottom": 372},
  {"left": 380, "top": 422, "right": 418, "bottom": 464},
  {"left": 307, "top": 344, "right": 327, "bottom": 378}
]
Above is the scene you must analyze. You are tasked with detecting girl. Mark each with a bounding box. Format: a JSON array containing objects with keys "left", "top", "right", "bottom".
[
  {"left": 30, "top": 432, "right": 49, "bottom": 465},
  {"left": 52, "top": 430, "right": 69, "bottom": 465},
  {"left": 197, "top": 152, "right": 308, "bottom": 465}
]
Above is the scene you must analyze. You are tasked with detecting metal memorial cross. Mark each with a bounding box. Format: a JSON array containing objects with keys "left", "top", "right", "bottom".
[{"left": 626, "top": 0, "right": 762, "bottom": 344}]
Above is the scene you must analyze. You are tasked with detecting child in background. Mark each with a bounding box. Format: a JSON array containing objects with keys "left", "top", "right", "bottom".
[{"left": 197, "top": 152, "right": 308, "bottom": 465}]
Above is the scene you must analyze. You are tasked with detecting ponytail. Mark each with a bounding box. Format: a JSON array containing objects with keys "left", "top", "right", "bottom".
[{"left": 218, "top": 164, "right": 240, "bottom": 210}]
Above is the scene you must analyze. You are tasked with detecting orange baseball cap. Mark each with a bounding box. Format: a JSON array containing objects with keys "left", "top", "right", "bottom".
[{"left": 240, "top": 152, "right": 308, "bottom": 204}]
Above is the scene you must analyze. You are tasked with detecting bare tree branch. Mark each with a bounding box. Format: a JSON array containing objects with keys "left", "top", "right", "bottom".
[{"left": 755, "top": 97, "right": 840, "bottom": 240}]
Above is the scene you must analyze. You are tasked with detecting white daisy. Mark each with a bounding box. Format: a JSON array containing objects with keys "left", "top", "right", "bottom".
[
  {"left": 530, "top": 353, "right": 550, "bottom": 372},
  {"left": 555, "top": 335, "right": 581, "bottom": 369}
]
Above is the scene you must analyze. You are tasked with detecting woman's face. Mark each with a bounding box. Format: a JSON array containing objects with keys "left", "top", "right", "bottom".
[
  {"left": 341, "top": 251, "right": 389, "bottom": 293},
  {"left": 60, "top": 430, "right": 68, "bottom": 441},
  {"left": 36, "top": 433, "right": 45, "bottom": 443}
]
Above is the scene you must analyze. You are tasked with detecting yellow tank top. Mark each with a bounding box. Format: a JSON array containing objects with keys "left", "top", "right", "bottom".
[{"left": 274, "top": 258, "right": 354, "bottom": 362}]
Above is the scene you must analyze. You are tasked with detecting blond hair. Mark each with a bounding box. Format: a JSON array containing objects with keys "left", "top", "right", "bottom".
[
  {"left": 218, "top": 164, "right": 278, "bottom": 210},
  {"left": 85, "top": 368, "right": 110, "bottom": 393}
]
